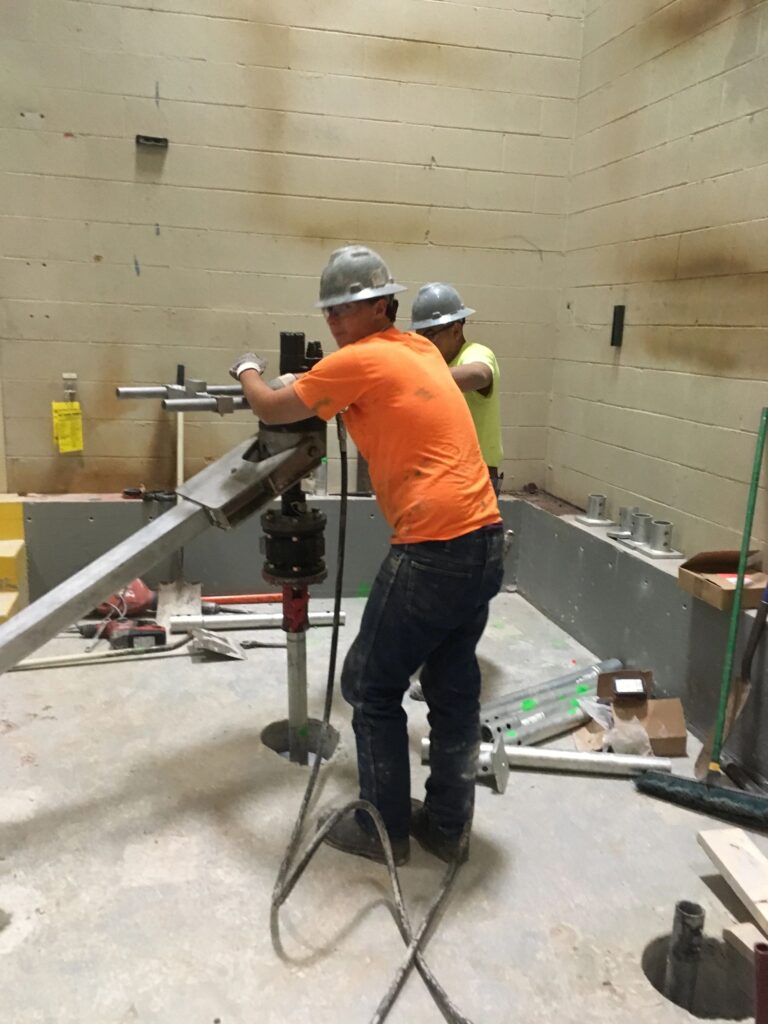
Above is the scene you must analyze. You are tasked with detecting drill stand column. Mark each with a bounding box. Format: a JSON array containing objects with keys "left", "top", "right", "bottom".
[{"left": 261, "top": 480, "right": 328, "bottom": 765}]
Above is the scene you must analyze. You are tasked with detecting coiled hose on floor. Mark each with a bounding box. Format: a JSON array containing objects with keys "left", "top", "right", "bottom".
[{"left": 270, "top": 415, "right": 474, "bottom": 1024}]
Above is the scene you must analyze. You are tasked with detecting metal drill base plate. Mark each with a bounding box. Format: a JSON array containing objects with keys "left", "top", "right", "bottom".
[
  {"left": 642, "top": 546, "right": 684, "bottom": 559},
  {"left": 607, "top": 529, "right": 632, "bottom": 540},
  {"left": 575, "top": 515, "right": 615, "bottom": 527},
  {"left": 618, "top": 538, "right": 682, "bottom": 558}
]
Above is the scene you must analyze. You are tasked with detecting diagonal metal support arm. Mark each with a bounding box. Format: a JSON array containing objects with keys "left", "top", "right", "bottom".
[{"left": 0, "top": 435, "right": 322, "bottom": 676}]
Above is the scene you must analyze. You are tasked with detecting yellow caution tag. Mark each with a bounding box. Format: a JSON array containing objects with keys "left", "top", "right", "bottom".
[{"left": 51, "top": 401, "right": 84, "bottom": 453}]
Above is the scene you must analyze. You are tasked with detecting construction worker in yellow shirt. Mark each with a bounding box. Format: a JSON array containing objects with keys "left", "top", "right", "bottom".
[{"left": 410, "top": 282, "right": 504, "bottom": 496}]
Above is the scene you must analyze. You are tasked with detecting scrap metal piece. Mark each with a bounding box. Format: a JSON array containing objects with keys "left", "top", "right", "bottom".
[
  {"left": 189, "top": 628, "right": 245, "bottom": 660},
  {"left": 155, "top": 580, "right": 202, "bottom": 635}
]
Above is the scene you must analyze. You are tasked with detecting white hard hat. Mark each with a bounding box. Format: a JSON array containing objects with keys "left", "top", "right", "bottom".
[{"left": 316, "top": 245, "right": 407, "bottom": 308}]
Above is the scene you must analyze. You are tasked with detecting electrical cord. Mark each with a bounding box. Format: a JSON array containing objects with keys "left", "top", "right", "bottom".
[{"left": 270, "top": 416, "right": 474, "bottom": 1024}]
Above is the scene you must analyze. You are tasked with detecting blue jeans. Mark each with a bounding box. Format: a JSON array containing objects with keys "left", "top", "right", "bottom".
[{"left": 340, "top": 524, "right": 504, "bottom": 840}]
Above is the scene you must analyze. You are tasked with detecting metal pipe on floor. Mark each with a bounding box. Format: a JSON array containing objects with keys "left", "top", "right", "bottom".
[
  {"left": 663, "top": 900, "right": 705, "bottom": 1012},
  {"left": 481, "top": 659, "right": 622, "bottom": 713},
  {"left": 757, "top": 943, "right": 768, "bottom": 1024},
  {"left": 483, "top": 700, "right": 589, "bottom": 745},
  {"left": 169, "top": 611, "right": 344, "bottom": 632},
  {"left": 420, "top": 738, "right": 671, "bottom": 777},
  {"left": 286, "top": 633, "right": 309, "bottom": 766}
]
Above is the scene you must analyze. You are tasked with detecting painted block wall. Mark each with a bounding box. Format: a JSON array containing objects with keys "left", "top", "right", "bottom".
[
  {"left": 548, "top": 0, "right": 768, "bottom": 554},
  {"left": 0, "top": 0, "right": 582, "bottom": 495}
]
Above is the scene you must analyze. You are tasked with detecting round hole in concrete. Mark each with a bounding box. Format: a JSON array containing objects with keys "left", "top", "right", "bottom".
[
  {"left": 261, "top": 718, "right": 339, "bottom": 766},
  {"left": 642, "top": 933, "right": 752, "bottom": 1020}
]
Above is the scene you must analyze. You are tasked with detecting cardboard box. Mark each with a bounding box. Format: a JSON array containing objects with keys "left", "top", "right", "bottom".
[
  {"left": 678, "top": 550, "right": 767, "bottom": 611},
  {"left": 575, "top": 666, "right": 687, "bottom": 757},
  {"left": 613, "top": 698, "right": 687, "bottom": 757},
  {"left": 597, "top": 669, "right": 654, "bottom": 701}
]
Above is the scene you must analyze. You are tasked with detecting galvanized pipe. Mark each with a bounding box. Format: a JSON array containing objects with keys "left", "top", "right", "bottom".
[
  {"left": 481, "top": 660, "right": 621, "bottom": 714},
  {"left": 608, "top": 505, "right": 639, "bottom": 540},
  {"left": 421, "top": 738, "right": 670, "bottom": 776},
  {"left": 169, "top": 611, "right": 344, "bottom": 633},
  {"left": 116, "top": 385, "right": 169, "bottom": 398},
  {"left": 629, "top": 511, "right": 652, "bottom": 546},
  {"left": 649, "top": 520, "right": 673, "bottom": 552},
  {"left": 663, "top": 900, "right": 705, "bottom": 1012},
  {"left": 585, "top": 494, "right": 607, "bottom": 520},
  {"left": 756, "top": 942, "right": 768, "bottom": 1024},
  {"left": 163, "top": 396, "right": 250, "bottom": 412},
  {"left": 286, "top": 632, "right": 309, "bottom": 766},
  {"left": 117, "top": 384, "right": 243, "bottom": 399},
  {"left": 482, "top": 690, "right": 591, "bottom": 743},
  {"left": 482, "top": 702, "right": 589, "bottom": 745}
]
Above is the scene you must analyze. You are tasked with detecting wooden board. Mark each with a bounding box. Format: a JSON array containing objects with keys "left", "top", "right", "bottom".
[
  {"left": 699, "top": 828, "right": 768, "bottom": 934},
  {"left": 724, "top": 920, "right": 767, "bottom": 962}
]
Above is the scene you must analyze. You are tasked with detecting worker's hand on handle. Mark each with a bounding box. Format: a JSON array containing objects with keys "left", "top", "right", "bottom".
[{"left": 229, "top": 352, "right": 267, "bottom": 381}]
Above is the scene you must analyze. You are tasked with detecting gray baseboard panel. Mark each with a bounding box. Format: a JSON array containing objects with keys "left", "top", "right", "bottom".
[{"left": 513, "top": 502, "right": 757, "bottom": 738}]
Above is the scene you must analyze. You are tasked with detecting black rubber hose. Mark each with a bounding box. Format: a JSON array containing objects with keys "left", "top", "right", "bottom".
[{"left": 270, "top": 415, "right": 473, "bottom": 1024}]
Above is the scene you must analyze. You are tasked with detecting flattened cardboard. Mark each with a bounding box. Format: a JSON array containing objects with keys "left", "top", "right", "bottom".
[{"left": 678, "top": 549, "right": 766, "bottom": 611}]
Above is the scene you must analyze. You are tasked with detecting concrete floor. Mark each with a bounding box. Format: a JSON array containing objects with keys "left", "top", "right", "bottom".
[{"left": 0, "top": 592, "right": 756, "bottom": 1023}]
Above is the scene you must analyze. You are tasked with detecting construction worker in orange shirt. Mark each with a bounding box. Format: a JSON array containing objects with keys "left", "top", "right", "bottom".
[{"left": 230, "top": 245, "right": 504, "bottom": 866}]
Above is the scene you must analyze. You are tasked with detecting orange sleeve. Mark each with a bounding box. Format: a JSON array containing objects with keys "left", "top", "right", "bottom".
[{"left": 293, "top": 346, "right": 372, "bottom": 421}]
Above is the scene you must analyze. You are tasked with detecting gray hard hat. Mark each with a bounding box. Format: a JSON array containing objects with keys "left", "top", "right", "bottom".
[
  {"left": 409, "top": 282, "right": 475, "bottom": 331},
  {"left": 316, "top": 245, "right": 407, "bottom": 308}
]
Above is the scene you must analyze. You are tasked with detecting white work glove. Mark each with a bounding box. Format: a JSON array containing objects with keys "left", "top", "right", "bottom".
[{"left": 229, "top": 352, "right": 267, "bottom": 381}]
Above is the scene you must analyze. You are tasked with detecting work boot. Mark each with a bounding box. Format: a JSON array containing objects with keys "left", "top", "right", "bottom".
[
  {"left": 410, "top": 800, "right": 469, "bottom": 865},
  {"left": 318, "top": 811, "right": 410, "bottom": 866},
  {"left": 409, "top": 680, "right": 426, "bottom": 701}
]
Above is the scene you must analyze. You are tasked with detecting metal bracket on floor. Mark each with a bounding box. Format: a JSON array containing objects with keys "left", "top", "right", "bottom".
[{"left": 421, "top": 735, "right": 509, "bottom": 794}]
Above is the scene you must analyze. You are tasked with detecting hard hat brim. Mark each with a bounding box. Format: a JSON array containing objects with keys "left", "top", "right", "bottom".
[
  {"left": 315, "top": 282, "right": 408, "bottom": 309},
  {"left": 409, "top": 306, "right": 476, "bottom": 331}
]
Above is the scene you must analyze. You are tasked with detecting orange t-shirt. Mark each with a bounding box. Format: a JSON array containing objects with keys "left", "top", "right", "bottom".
[{"left": 293, "top": 327, "right": 501, "bottom": 544}]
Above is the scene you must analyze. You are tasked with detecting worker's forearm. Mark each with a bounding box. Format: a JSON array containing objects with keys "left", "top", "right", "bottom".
[
  {"left": 239, "top": 370, "right": 311, "bottom": 425},
  {"left": 450, "top": 363, "right": 493, "bottom": 394}
]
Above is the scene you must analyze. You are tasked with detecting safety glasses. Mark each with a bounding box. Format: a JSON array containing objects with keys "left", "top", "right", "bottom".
[{"left": 322, "top": 302, "right": 358, "bottom": 321}]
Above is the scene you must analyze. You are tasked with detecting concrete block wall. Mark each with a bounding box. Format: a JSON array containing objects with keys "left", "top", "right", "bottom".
[
  {"left": 548, "top": 0, "right": 768, "bottom": 554},
  {"left": 0, "top": 0, "right": 582, "bottom": 495}
]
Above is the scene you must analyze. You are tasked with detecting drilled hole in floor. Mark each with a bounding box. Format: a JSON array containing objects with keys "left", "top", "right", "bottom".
[
  {"left": 642, "top": 934, "right": 752, "bottom": 1020},
  {"left": 261, "top": 718, "right": 339, "bottom": 766}
]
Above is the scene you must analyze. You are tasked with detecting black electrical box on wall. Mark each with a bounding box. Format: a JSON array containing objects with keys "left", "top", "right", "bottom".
[{"left": 610, "top": 305, "right": 625, "bottom": 347}]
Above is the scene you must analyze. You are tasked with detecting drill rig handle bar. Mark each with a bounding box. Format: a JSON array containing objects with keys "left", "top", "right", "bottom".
[
  {"left": 163, "top": 395, "right": 250, "bottom": 413},
  {"left": 117, "top": 384, "right": 243, "bottom": 400}
]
